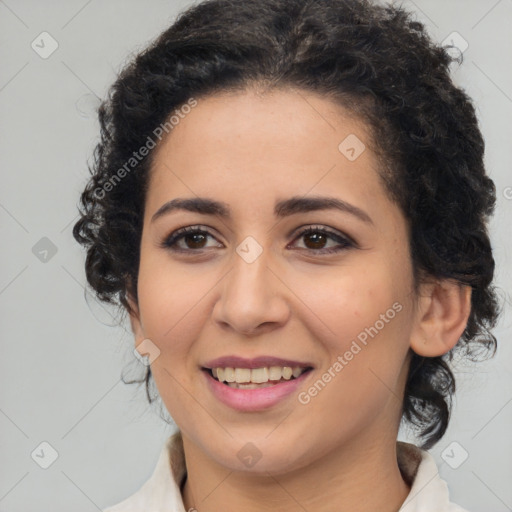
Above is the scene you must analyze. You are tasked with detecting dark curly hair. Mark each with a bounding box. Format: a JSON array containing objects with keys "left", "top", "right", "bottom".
[{"left": 72, "top": 0, "right": 500, "bottom": 450}]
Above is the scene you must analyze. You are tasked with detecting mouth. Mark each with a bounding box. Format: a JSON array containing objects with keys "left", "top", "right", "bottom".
[{"left": 201, "top": 366, "right": 314, "bottom": 389}]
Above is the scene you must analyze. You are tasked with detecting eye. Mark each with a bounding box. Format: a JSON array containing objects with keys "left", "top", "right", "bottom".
[
  {"left": 289, "top": 225, "right": 353, "bottom": 254},
  {"left": 160, "top": 224, "right": 354, "bottom": 255},
  {"left": 160, "top": 225, "right": 222, "bottom": 252}
]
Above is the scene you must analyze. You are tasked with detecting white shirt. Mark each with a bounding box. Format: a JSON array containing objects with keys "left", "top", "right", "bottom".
[{"left": 103, "top": 431, "right": 470, "bottom": 512}]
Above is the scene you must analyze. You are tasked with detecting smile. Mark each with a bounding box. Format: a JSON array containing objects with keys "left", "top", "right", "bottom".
[
  {"left": 206, "top": 366, "right": 311, "bottom": 388},
  {"left": 201, "top": 366, "right": 314, "bottom": 411}
]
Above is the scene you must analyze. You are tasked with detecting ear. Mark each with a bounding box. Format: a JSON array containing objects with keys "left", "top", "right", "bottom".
[
  {"left": 126, "top": 290, "right": 145, "bottom": 344},
  {"left": 410, "top": 279, "right": 472, "bottom": 357}
]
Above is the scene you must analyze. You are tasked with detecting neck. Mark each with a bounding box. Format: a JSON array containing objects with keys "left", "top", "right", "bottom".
[{"left": 181, "top": 426, "right": 411, "bottom": 512}]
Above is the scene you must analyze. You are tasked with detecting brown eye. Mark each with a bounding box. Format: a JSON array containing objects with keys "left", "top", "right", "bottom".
[
  {"left": 290, "top": 226, "right": 353, "bottom": 254},
  {"left": 161, "top": 224, "right": 353, "bottom": 255},
  {"left": 161, "top": 226, "right": 222, "bottom": 252},
  {"left": 182, "top": 232, "right": 208, "bottom": 249},
  {"left": 303, "top": 231, "right": 328, "bottom": 250}
]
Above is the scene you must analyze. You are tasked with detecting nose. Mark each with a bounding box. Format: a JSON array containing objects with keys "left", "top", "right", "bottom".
[{"left": 211, "top": 243, "right": 291, "bottom": 336}]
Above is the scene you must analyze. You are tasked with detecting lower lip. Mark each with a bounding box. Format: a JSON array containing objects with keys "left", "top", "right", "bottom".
[{"left": 202, "top": 368, "right": 313, "bottom": 412}]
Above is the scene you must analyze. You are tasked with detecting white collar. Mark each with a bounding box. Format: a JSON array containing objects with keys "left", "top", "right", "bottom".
[{"left": 104, "top": 431, "right": 468, "bottom": 512}]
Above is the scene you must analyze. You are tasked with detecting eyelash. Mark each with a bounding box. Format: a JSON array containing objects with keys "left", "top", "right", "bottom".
[{"left": 160, "top": 224, "right": 354, "bottom": 255}]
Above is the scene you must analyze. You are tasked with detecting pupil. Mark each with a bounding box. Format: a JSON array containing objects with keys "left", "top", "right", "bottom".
[
  {"left": 305, "top": 233, "right": 325, "bottom": 249},
  {"left": 186, "top": 234, "right": 206, "bottom": 248}
]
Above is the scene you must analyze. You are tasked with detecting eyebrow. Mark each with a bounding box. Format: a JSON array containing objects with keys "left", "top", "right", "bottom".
[{"left": 151, "top": 195, "right": 373, "bottom": 224}]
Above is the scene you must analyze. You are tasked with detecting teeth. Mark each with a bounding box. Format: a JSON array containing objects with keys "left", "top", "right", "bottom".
[
  {"left": 292, "top": 367, "right": 303, "bottom": 378},
  {"left": 282, "top": 366, "right": 293, "bottom": 380},
  {"left": 268, "top": 366, "right": 283, "bottom": 380},
  {"left": 251, "top": 367, "right": 269, "bottom": 383},
  {"left": 234, "top": 368, "right": 251, "bottom": 383},
  {"left": 226, "top": 381, "right": 275, "bottom": 389},
  {"left": 224, "top": 367, "right": 236, "bottom": 382},
  {"left": 210, "top": 365, "right": 308, "bottom": 384}
]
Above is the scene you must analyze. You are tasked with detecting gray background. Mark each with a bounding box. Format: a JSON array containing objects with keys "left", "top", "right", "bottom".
[{"left": 0, "top": 0, "right": 511, "bottom": 511}]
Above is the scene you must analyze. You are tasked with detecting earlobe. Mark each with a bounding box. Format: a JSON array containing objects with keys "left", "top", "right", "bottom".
[{"left": 410, "top": 280, "right": 472, "bottom": 358}]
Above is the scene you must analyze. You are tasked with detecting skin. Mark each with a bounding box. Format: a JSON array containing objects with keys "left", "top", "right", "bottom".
[{"left": 128, "top": 87, "right": 471, "bottom": 512}]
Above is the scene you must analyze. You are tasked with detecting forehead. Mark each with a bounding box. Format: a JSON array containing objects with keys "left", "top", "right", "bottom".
[{"left": 146, "top": 88, "right": 395, "bottom": 226}]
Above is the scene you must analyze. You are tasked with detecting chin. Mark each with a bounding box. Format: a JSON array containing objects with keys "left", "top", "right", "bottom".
[{"left": 210, "top": 434, "right": 312, "bottom": 475}]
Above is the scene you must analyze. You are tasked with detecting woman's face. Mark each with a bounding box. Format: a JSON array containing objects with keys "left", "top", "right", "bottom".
[{"left": 129, "top": 88, "right": 420, "bottom": 474}]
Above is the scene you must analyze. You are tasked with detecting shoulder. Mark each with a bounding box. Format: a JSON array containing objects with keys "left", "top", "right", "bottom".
[
  {"left": 101, "top": 432, "right": 185, "bottom": 512},
  {"left": 397, "top": 441, "right": 472, "bottom": 512}
]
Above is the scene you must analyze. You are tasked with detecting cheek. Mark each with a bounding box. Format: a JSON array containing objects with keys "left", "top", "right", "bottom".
[
  {"left": 295, "top": 261, "right": 404, "bottom": 347},
  {"left": 295, "top": 258, "right": 413, "bottom": 414},
  {"left": 294, "top": 260, "right": 412, "bottom": 393},
  {"left": 135, "top": 253, "right": 215, "bottom": 383},
  {"left": 137, "top": 246, "right": 208, "bottom": 332},
  {"left": 136, "top": 257, "right": 210, "bottom": 419}
]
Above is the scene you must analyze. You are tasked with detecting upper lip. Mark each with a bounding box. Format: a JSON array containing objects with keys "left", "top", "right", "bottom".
[{"left": 202, "top": 356, "right": 314, "bottom": 370}]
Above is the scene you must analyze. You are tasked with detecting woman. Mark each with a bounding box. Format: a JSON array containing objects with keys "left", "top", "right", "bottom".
[{"left": 73, "top": 0, "right": 499, "bottom": 510}]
